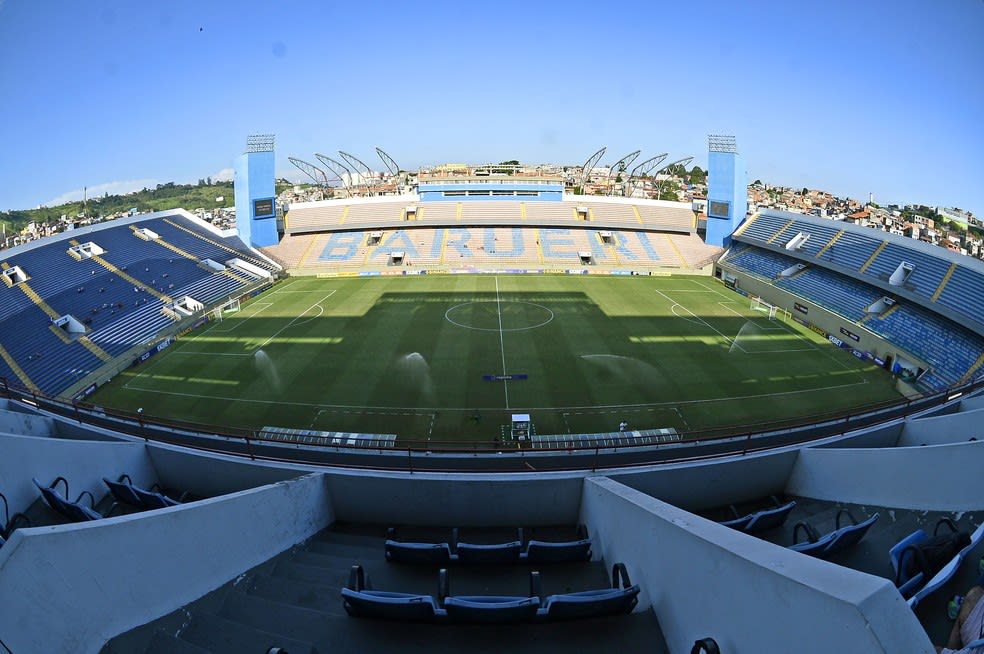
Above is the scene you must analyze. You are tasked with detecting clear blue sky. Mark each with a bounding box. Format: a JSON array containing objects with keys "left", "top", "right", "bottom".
[{"left": 1, "top": 0, "right": 982, "bottom": 214}]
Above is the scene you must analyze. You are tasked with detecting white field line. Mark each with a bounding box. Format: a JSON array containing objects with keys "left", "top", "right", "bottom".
[
  {"left": 657, "top": 289, "right": 746, "bottom": 353},
  {"left": 209, "top": 302, "right": 273, "bottom": 334},
  {"left": 255, "top": 291, "right": 335, "bottom": 350},
  {"left": 495, "top": 275, "right": 509, "bottom": 409},
  {"left": 120, "top": 378, "right": 872, "bottom": 413}
]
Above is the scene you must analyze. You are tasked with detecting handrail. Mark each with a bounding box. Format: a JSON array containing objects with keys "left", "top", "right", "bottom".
[{"left": 1, "top": 376, "right": 981, "bottom": 473}]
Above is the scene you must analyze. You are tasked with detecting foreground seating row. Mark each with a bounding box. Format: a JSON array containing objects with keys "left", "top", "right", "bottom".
[
  {"left": 342, "top": 563, "right": 640, "bottom": 623},
  {"left": 891, "top": 519, "right": 984, "bottom": 609},
  {"left": 719, "top": 500, "right": 797, "bottom": 534},
  {"left": 103, "top": 474, "right": 186, "bottom": 511},
  {"left": 788, "top": 510, "right": 880, "bottom": 559},
  {"left": 384, "top": 526, "right": 592, "bottom": 565}
]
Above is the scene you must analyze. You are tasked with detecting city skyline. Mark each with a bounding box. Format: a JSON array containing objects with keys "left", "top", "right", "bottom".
[{"left": 1, "top": 0, "right": 982, "bottom": 215}]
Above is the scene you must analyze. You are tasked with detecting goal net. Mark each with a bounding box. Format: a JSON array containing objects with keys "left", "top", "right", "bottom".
[
  {"left": 749, "top": 295, "right": 791, "bottom": 322},
  {"left": 211, "top": 297, "right": 241, "bottom": 323}
]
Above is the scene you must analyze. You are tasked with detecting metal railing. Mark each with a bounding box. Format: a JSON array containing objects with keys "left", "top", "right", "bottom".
[{"left": 3, "top": 375, "right": 980, "bottom": 474}]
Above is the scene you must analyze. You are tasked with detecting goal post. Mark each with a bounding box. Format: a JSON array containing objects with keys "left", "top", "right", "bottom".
[
  {"left": 750, "top": 295, "right": 790, "bottom": 322},
  {"left": 212, "top": 297, "right": 241, "bottom": 322}
]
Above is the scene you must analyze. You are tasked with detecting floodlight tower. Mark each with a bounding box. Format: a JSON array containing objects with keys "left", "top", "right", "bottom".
[
  {"left": 705, "top": 135, "right": 746, "bottom": 247},
  {"left": 234, "top": 134, "right": 278, "bottom": 247},
  {"left": 578, "top": 147, "right": 607, "bottom": 192}
]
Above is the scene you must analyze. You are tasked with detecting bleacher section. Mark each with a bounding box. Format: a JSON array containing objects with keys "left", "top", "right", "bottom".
[
  {"left": 0, "top": 213, "right": 276, "bottom": 395},
  {"left": 285, "top": 198, "right": 696, "bottom": 233},
  {"left": 722, "top": 243, "right": 984, "bottom": 389},
  {"left": 865, "top": 304, "right": 984, "bottom": 390},
  {"left": 937, "top": 267, "right": 984, "bottom": 327},
  {"left": 264, "top": 227, "right": 722, "bottom": 274},
  {"left": 734, "top": 211, "right": 984, "bottom": 335}
]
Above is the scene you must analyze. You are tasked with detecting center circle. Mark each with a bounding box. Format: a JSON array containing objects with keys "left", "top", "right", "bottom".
[{"left": 445, "top": 301, "right": 554, "bottom": 332}]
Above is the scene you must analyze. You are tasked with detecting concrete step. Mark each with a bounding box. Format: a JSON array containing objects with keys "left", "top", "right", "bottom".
[
  {"left": 271, "top": 559, "right": 350, "bottom": 588},
  {"left": 291, "top": 547, "right": 382, "bottom": 572},
  {"left": 309, "top": 527, "right": 388, "bottom": 548},
  {"left": 144, "top": 630, "right": 213, "bottom": 654},
  {"left": 219, "top": 592, "right": 343, "bottom": 647},
  {"left": 176, "top": 612, "right": 318, "bottom": 654},
  {"left": 303, "top": 539, "right": 386, "bottom": 562},
  {"left": 246, "top": 573, "right": 346, "bottom": 616}
]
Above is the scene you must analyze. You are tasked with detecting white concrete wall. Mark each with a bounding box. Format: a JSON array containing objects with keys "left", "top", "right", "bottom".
[
  {"left": 610, "top": 449, "right": 799, "bottom": 511},
  {"left": 0, "top": 408, "right": 56, "bottom": 437},
  {"left": 897, "top": 408, "right": 984, "bottom": 446},
  {"left": 786, "top": 440, "right": 984, "bottom": 510},
  {"left": 326, "top": 471, "right": 584, "bottom": 526},
  {"left": 580, "top": 477, "right": 933, "bottom": 654},
  {"left": 0, "top": 433, "right": 154, "bottom": 517},
  {"left": 148, "top": 443, "right": 309, "bottom": 497},
  {"left": 0, "top": 472, "right": 332, "bottom": 654}
]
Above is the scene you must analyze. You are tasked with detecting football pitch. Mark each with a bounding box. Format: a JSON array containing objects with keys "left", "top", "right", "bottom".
[{"left": 91, "top": 274, "right": 902, "bottom": 444}]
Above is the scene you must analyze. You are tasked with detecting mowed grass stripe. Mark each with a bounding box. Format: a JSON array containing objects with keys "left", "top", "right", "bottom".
[{"left": 94, "top": 275, "right": 901, "bottom": 441}]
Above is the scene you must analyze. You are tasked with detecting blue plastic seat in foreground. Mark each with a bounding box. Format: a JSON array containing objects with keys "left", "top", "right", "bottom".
[
  {"left": 743, "top": 501, "right": 797, "bottom": 533},
  {"left": 341, "top": 565, "right": 446, "bottom": 622},
  {"left": 443, "top": 595, "right": 540, "bottom": 623},
  {"left": 789, "top": 511, "right": 880, "bottom": 559},
  {"left": 536, "top": 563, "right": 640, "bottom": 621},
  {"left": 102, "top": 475, "right": 143, "bottom": 508},
  {"left": 33, "top": 477, "right": 101, "bottom": 522},
  {"left": 104, "top": 475, "right": 182, "bottom": 511},
  {"left": 455, "top": 540, "right": 523, "bottom": 564},
  {"left": 520, "top": 538, "right": 592, "bottom": 564},
  {"left": 907, "top": 522, "right": 984, "bottom": 610},
  {"left": 890, "top": 529, "right": 929, "bottom": 598},
  {"left": 385, "top": 539, "right": 454, "bottom": 565},
  {"left": 130, "top": 485, "right": 181, "bottom": 510}
]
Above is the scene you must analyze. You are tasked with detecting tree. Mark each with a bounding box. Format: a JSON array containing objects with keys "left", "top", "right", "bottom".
[
  {"left": 802, "top": 187, "right": 809, "bottom": 196},
  {"left": 688, "top": 166, "right": 706, "bottom": 185}
]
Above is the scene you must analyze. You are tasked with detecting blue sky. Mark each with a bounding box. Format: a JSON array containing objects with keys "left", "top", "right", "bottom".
[{"left": 0, "top": 0, "right": 982, "bottom": 214}]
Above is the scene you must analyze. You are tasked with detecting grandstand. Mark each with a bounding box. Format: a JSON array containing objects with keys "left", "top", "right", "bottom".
[{"left": 2, "top": 156, "right": 984, "bottom": 654}]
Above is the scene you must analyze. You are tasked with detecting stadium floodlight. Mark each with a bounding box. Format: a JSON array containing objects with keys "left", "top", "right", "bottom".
[
  {"left": 606, "top": 150, "right": 642, "bottom": 196},
  {"left": 339, "top": 151, "right": 377, "bottom": 191},
  {"left": 287, "top": 157, "right": 333, "bottom": 187},
  {"left": 315, "top": 153, "right": 355, "bottom": 192},
  {"left": 375, "top": 147, "right": 400, "bottom": 176},
  {"left": 708, "top": 134, "right": 738, "bottom": 153},
  {"left": 245, "top": 134, "right": 275, "bottom": 153},
  {"left": 625, "top": 153, "right": 668, "bottom": 197},
  {"left": 578, "top": 147, "right": 607, "bottom": 191}
]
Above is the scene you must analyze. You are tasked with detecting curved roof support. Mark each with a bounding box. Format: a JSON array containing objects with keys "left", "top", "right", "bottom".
[
  {"left": 375, "top": 147, "right": 400, "bottom": 176},
  {"left": 626, "top": 153, "right": 668, "bottom": 197},
  {"left": 578, "top": 147, "right": 607, "bottom": 191},
  {"left": 339, "top": 151, "right": 376, "bottom": 191},
  {"left": 314, "top": 153, "right": 355, "bottom": 192},
  {"left": 606, "top": 150, "right": 642, "bottom": 195},
  {"left": 288, "top": 157, "right": 332, "bottom": 187}
]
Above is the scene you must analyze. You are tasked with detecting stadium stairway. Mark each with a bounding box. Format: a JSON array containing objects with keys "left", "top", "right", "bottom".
[{"left": 103, "top": 524, "right": 668, "bottom": 654}]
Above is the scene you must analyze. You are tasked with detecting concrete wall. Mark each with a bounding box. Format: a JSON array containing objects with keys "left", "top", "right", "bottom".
[
  {"left": 0, "top": 472, "right": 333, "bottom": 654},
  {"left": 0, "top": 433, "right": 154, "bottom": 517},
  {"left": 148, "top": 442, "right": 310, "bottom": 497},
  {"left": 326, "top": 471, "right": 584, "bottom": 526},
  {"left": 580, "top": 477, "right": 933, "bottom": 654},
  {"left": 609, "top": 448, "right": 799, "bottom": 511},
  {"left": 787, "top": 440, "right": 984, "bottom": 510},
  {"left": 897, "top": 407, "right": 984, "bottom": 446}
]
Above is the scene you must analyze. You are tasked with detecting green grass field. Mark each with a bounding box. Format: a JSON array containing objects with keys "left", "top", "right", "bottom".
[{"left": 91, "top": 274, "right": 902, "bottom": 444}]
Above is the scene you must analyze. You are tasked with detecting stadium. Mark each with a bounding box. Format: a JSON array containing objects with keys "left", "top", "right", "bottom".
[{"left": 0, "top": 135, "right": 982, "bottom": 654}]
